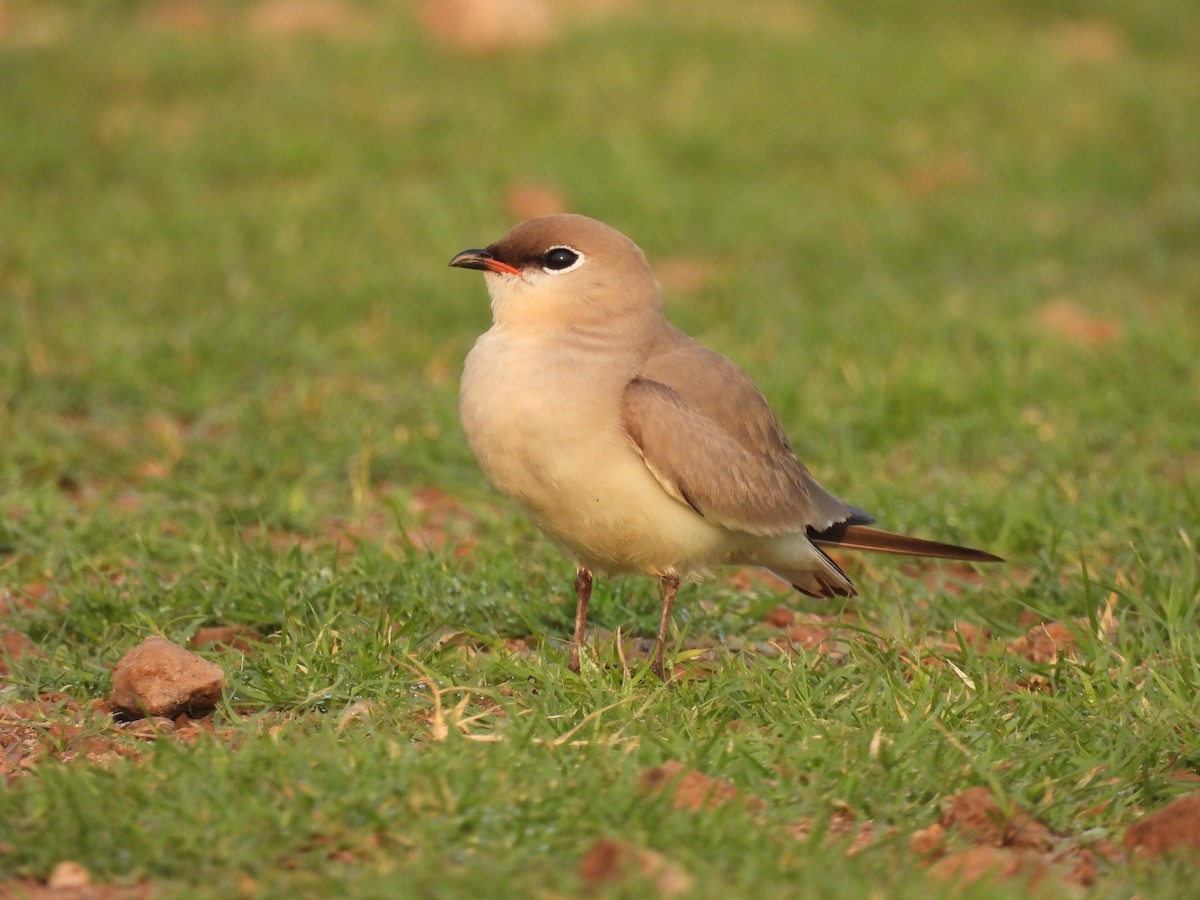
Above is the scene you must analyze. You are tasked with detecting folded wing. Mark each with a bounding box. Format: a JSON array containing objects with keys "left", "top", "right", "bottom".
[{"left": 621, "top": 330, "right": 864, "bottom": 536}]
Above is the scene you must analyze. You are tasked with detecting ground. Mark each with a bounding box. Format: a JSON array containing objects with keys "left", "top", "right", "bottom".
[{"left": 1, "top": 0, "right": 1199, "bottom": 896}]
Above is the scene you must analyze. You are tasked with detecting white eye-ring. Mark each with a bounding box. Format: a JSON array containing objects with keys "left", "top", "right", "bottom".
[{"left": 541, "top": 246, "right": 585, "bottom": 275}]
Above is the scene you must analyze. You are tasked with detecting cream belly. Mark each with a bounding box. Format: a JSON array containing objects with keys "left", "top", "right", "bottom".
[{"left": 461, "top": 326, "right": 736, "bottom": 576}]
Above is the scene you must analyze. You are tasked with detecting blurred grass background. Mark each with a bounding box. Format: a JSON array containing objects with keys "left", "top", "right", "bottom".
[{"left": 1, "top": 0, "right": 1198, "bottom": 895}]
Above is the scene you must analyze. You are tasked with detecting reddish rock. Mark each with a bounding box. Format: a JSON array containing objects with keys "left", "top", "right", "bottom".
[
  {"left": 654, "top": 257, "right": 720, "bottom": 294},
  {"left": 638, "top": 760, "right": 754, "bottom": 812},
  {"left": 0, "top": 630, "right": 39, "bottom": 674},
  {"left": 46, "top": 861, "right": 91, "bottom": 890},
  {"left": 951, "top": 621, "right": 990, "bottom": 649},
  {"left": 787, "top": 622, "right": 837, "bottom": 651},
  {"left": 763, "top": 606, "right": 795, "bottom": 628},
  {"left": 942, "top": 786, "right": 1054, "bottom": 851},
  {"left": 505, "top": 183, "right": 567, "bottom": 219},
  {"left": 578, "top": 838, "right": 692, "bottom": 896},
  {"left": 909, "top": 822, "right": 946, "bottom": 857},
  {"left": 191, "top": 625, "right": 260, "bottom": 652},
  {"left": 109, "top": 636, "right": 224, "bottom": 720},
  {"left": 1034, "top": 300, "right": 1122, "bottom": 346},
  {"left": 1011, "top": 622, "right": 1076, "bottom": 664},
  {"left": 1124, "top": 793, "right": 1200, "bottom": 858},
  {"left": 421, "top": 0, "right": 553, "bottom": 53},
  {"left": 1062, "top": 848, "right": 1097, "bottom": 888},
  {"left": 928, "top": 846, "right": 1050, "bottom": 887}
]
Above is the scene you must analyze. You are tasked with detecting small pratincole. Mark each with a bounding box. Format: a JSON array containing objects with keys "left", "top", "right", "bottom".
[{"left": 451, "top": 214, "right": 1001, "bottom": 679}]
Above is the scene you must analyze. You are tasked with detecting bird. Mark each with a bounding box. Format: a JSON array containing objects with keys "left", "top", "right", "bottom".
[{"left": 450, "top": 214, "right": 1001, "bottom": 680}]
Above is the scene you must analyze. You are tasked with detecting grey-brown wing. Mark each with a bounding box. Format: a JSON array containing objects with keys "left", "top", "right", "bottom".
[
  {"left": 640, "top": 329, "right": 794, "bottom": 460},
  {"left": 620, "top": 373, "right": 858, "bottom": 536}
]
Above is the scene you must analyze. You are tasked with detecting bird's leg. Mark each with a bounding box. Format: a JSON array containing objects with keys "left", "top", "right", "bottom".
[
  {"left": 650, "top": 573, "right": 681, "bottom": 681},
  {"left": 569, "top": 566, "right": 593, "bottom": 673}
]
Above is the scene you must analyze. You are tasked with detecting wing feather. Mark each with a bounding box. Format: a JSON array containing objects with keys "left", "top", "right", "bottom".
[{"left": 620, "top": 371, "right": 856, "bottom": 536}]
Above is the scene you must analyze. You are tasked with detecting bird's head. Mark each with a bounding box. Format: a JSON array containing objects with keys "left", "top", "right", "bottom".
[{"left": 450, "top": 214, "right": 661, "bottom": 328}]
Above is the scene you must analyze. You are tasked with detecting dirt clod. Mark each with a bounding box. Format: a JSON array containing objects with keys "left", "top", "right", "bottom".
[
  {"left": 192, "top": 625, "right": 261, "bottom": 652},
  {"left": 763, "top": 606, "right": 795, "bottom": 628},
  {"left": 1011, "top": 622, "right": 1077, "bottom": 664},
  {"left": 505, "top": 183, "right": 567, "bottom": 219},
  {"left": 928, "top": 846, "right": 1051, "bottom": 887},
  {"left": 46, "top": 860, "right": 91, "bottom": 890},
  {"left": 109, "top": 636, "right": 225, "bottom": 721},
  {"left": 910, "top": 822, "right": 946, "bottom": 856},
  {"left": 421, "top": 0, "right": 554, "bottom": 53},
  {"left": 1034, "top": 300, "right": 1122, "bottom": 346},
  {"left": 942, "top": 786, "right": 1055, "bottom": 851},
  {"left": 920, "top": 787, "right": 1105, "bottom": 890},
  {"left": 1124, "top": 793, "right": 1200, "bottom": 858},
  {"left": 0, "top": 630, "right": 39, "bottom": 674},
  {"left": 578, "top": 838, "right": 692, "bottom": 896},
  {"left": 639, "top": 760, "right": 750, "bottom": 812}
]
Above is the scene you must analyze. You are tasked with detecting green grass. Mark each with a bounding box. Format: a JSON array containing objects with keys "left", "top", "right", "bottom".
[{"left": 2, "top": 0, "right": 1199, "bottom": 895}]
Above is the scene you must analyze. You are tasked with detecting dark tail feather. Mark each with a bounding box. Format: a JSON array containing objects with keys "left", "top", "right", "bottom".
[
  {"left": 770, "top": 548, "right": 857, "bottom": 599},
  {"left": 809, "top": 524, "right": 1003, "bottom": 563}
]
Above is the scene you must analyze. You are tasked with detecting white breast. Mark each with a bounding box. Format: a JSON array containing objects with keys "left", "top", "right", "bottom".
[{"left": 460, "top": 325, "right": 734, "bottom": 575}]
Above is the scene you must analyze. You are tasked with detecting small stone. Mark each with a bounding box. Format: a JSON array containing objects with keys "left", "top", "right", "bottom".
[
  {"left": 1011, "top": 622, "right": 1077, "bottom": 664},
  {"left": 505, "top": 183, "right": 567, "bottom": 219},
  {"left": 941, "top": 786, "right": 1054, "bottom": 851},
  {"left": 927, "top": 846, "right": 1045, "bottom": 886},
  {"left": 421, "top": 0, "right": 553, "bottom": 53},
  {"left": 109, "top": 636, "right": 224, "bottom": 720},
  {"left": 0, "top": 630, "right": 39, "bottom": 675},
  {"left": 638, "top": 761, "right": 754, "bottom": 811},
  {"left": 47, "top": 860, "right": 91, "bottom": 889},
  {"left": 191, "top": 625, "right": 260, "bottom": 652},
  {"left": 763, "top": 606, "right": 795, "bottom": 628},
  {"left": 1124, "top": 793, "right": 1200, "bottom": 858},
  {"left": 579, "top": 838, "right": 692, "bottom": 896},
  {"left": 910, "top": 822, "right": 945, "bottom": 857}
]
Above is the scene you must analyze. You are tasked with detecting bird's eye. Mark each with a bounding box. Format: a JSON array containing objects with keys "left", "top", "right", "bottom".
[{"left": 542, "top": 246, "right": 584, "bottom": 274}]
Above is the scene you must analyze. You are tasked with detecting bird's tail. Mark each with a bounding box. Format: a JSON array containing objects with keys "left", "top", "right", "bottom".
[
  {"left": 766, "top": 523, "right": 1001, "bottom": 600},
  {"left": 809, "top": 523, "right": 1003, "bottom": 563},
  {"left": 770, "top": 545, "right": 857, "bottom": 599}
]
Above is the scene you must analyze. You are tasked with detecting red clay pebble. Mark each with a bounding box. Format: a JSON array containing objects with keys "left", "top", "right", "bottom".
[
  {"left": 578, "top": 838, "right": 692, "bottom": 896},
  {"left": 1010, "top": 622, "right": 1076, "bottom": 664},
  {"left": 109, "top": 636, "right": 225, "bottom": 720},
  {"left": 942, "top": 786, "right": 1054, "bottom": 850},
  {"left": 927, "top": 846, "right": 1051, "bottom": 888},
  {"left": 1124, "top": 793, "right": 1200, "bottom": 858},
  {"left": 47, "top": 860, "right": 91, "bottom": 889},
  {"left": 0, "top": 630, "right": 39, "bottom": 674},
  {"left": 421, "top": 0, "right": 553, "bottom": 53},
  {"left": 191, "top": 625, "right": 260, "bottom": 652}
]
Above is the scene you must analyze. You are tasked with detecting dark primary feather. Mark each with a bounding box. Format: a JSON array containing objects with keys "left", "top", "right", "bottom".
[{"left": 809, "top": 523, "right": 1003, "bottom": 562}]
